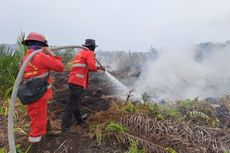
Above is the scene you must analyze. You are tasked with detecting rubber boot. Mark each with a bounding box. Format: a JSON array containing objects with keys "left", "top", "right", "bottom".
[
  {"left": 62, "top": 126, "right": 78, "bottom": 134},
  {"left": 46, "top": 120, "right": 62, "bottom": 136},
  {"left": 77, "top": 113, "right": 89, "bottom": 124},
  {"left": 28, "top": 142, "right": 39, "bottom": 153}
]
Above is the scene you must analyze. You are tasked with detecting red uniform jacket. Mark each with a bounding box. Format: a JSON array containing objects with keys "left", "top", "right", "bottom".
[
  {"left": 22, "top": 49, "right": 64, "bottom": 100},
  {"left": 68, "top": 49, "right": 97, "bottom": 88}
]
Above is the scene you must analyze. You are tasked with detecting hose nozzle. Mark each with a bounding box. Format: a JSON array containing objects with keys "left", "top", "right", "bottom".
[{"left": 96, "top": 58, "right": 105, "bottom": 71}]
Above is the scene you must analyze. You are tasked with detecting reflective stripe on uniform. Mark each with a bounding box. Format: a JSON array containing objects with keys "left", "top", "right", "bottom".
[
  {"left": 24, "top": 72, "right": 49, "bottom": 80},
  {"left": 28, "top": 136, "right": 42, "bottom": 143},
  {"left": 24, "top": 71, "right": 38, "bottom": 77},
  {"left": 33, "top": 72, "right": 49, "bottom": 79},
  {"left": 23, "top": 72, "right": 49, "bottom": 82},
  {"left": 76, "top": 73, "right": 84, "bottom": 79},
  {"left": 72, "top": 63, "right": 87, "bottom": 68},
  {"left": 47, "top": 84, "right": 52, "bottom": 89}
]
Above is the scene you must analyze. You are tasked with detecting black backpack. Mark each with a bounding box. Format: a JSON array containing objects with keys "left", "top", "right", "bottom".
[{"left": 17, "top": 73, "right": 50, "bottom": 105}]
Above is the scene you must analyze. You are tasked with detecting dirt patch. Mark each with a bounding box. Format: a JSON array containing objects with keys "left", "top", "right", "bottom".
[
  {"left": 0, "top": 119, "right": 7, "bottom": 149},
  {"left": 36, "top": 72, "right": 119, "bottom": 152},
  {"left": 0, "top": 71, "right": 121, "bottom": 152}
]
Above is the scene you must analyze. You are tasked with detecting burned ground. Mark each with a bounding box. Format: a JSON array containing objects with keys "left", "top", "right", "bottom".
[
  {"left": 1, "top": 71, "right": 230, "bottom": 153},
  {"left": 0, "top": 71, "right": 121, "bottom": 153},
  {"left": 37, "top": 72, "right": 119, "bottom": 153}
]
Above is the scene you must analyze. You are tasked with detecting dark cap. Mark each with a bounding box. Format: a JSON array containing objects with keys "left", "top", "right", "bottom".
[{"left": 82, "top": 39, "right": 98, "bottom": 47}]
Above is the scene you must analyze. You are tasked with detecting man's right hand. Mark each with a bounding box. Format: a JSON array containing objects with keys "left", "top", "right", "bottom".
[
  {"left": 97, "top": 66, "right": 105, "bottom": 71},
  {"left": 42, "top": 47, "right": 55, "bottom": 56}
]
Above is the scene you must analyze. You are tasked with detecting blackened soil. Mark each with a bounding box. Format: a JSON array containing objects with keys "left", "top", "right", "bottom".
[{"left": 38, "top": 72, "right": 121, "bottom": 153}]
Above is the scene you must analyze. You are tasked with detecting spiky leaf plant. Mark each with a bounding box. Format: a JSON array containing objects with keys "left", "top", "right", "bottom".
[
  {"left": 0, "top": 33, "right": 27, "bottom": 98},
  {"left": 105, "top": 121, "right": 128, "bottom": 133},
  {"left": 124, "top": 101, "right": 136, "bottom": 113},
  {"left": 127, "top": 139, "right": 145, "bottom": 153},
  {"left": 0, "top": 45, "right": 20, "bottom": 98}
]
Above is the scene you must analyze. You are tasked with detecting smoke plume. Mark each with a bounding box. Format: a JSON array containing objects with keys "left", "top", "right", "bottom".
[{"left": 134, "top": 43, "right": 230, "bottom": 101}]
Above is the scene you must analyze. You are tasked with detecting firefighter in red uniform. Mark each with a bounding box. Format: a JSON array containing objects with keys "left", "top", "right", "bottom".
[
  {"left": 62, "top": 39, "right": 105, "bottom": 132},
  {"left": 21, "top": 32, "right": 64, "bottom": 151}
]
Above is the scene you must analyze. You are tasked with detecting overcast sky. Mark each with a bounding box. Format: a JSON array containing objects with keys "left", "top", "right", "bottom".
[{"left": 1, "top": 0, "right": 230, "bottom": 51}]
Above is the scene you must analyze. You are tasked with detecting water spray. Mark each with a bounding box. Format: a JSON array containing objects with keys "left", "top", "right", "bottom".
[
  {"left": 96, "top": 59, "right": 137, "bottom": 100},
  {"left": 95, "top": 59, "right": 134, "bottom": 100}
]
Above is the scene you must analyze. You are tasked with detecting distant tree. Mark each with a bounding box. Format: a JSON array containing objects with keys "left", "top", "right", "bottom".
[
  {"left": 148, "top": 46, "right": 158, "bottom": 61},
  {"left": 194, "top": 41, "right": 230, "bottom": 62}
]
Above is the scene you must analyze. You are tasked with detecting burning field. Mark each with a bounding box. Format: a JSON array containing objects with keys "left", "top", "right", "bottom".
[
  {"left": 1, "top": 44, "right": 230, "bottom": 153},
  {"left": 1, "top": 70, "right": 230, "bottom": 153},
  {"left": 2, "top": 0, "right": 230, "bottom": 152}
]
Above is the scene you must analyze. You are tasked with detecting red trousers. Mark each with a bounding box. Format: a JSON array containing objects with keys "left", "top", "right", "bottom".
[{"left": 27, "top": 99, "right": 47, "bottom": 137}]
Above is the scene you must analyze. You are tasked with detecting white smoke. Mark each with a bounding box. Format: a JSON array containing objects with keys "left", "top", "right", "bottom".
[{"left": 134, "top": 45, "right": 230, "bottom": 101}]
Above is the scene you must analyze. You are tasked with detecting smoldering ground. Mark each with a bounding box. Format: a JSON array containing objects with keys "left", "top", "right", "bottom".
[
  {"left": 97, "top": 42, "right": 230, "bottom": 101},
  {"left": 134, "top": 43, "right": 230, "bottom": 101}
]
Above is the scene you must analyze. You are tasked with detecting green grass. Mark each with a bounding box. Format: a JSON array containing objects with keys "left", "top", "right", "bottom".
[
  {"left": 0, "top": 147, "right": 6, "bottom": 153},
  {"left": 105, "top": 121, "right": 128, "bottom": 133},
  {"left": 127, "top": 139, "right": 145, "bottom": 153},
  {"left": 0, "top": 33, "right": 27, "bottom": 98},
  {"left": 0, "top": 45, "right": 19, "bottom": 97}
]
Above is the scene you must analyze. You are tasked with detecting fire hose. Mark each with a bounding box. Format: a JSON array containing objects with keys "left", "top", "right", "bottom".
[
  {"left": 96, "top": 58, "right": 105, "bottom": 70},
  {"left": 7, "top": 45, "right": 96, "bottom": 153}
]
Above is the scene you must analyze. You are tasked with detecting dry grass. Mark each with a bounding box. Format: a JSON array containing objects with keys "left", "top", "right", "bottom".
[
  {"left": 117, "top": 114, "right": 230, "bottom": 153},
  {"left": 87, "top": 101, "right": 230, "bottom": 153}
]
